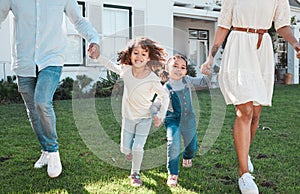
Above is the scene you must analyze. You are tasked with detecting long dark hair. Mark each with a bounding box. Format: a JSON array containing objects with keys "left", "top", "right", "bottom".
[{"left": 117, "top": 37, "right": 167, "bottom": 67}]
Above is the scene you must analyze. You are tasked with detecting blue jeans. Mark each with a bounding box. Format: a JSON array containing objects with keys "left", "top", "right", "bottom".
[
  {"left": 120, "top": 118, "right": 152, "bottom": 173},
  {"left": 17, "top": 66, "right": 62, "bottom": 152},
  {"left": 166, "top": 118, "right": 197, "bottom": 175}
]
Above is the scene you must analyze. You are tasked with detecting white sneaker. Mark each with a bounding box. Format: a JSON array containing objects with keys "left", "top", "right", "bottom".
[
  {"left": 167, "top": 174, "right": 178, "bottom": 187},
  {"left": 248, "top": 155, "right": 254, "bottom": 173},
  {"left": 238, "top": 173, "right": 259, "bottom": 194},
  {"left": 47, "top": 151, "right": 62, "bottom": 178},
  {"left": 34, "top": 150, "right": 49, "bottom": 168}
]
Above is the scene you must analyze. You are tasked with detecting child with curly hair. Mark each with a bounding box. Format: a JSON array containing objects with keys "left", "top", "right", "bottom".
[{"left": 100, "top": 37, "right": 170, "bottom": 187}]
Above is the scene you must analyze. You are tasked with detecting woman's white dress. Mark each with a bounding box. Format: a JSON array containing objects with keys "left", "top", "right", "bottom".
[{"left": 218, "top": 0, "right": 291, "bottom": 106}]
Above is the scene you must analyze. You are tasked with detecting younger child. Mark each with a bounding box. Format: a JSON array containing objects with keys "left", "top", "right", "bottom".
[
  {"left": 153, "top": 54, "right": 208, "bottom": 187},
  {"left": 100, "top": 37, "right": 170, "bottom": 187}
]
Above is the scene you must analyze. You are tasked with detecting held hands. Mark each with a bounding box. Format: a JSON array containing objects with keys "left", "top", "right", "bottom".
[
  {"left": 88, "top": 43, "right": 100, "bottom": 59},
  {"left": 201, "top": 56, "right": 214, "bottom": 75},
  {"left": 293, "top": 42, "right": 300, "bottom": 59},
  {"left": 153, "top": 115, "right": 162, "bottom": 127}
]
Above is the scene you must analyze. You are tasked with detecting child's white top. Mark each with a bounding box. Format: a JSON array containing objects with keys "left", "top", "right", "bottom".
[{"left": 102, "top": 60, "right": 169, "bottom": 120}]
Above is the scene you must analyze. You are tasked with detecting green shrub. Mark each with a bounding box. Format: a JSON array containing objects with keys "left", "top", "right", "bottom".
[
  {"left": 94, "top": 71, "right": 121, "bottom": 97},
  {"left": 72, "top": 75, "right": 95, "bottom": 99},
  {"left": 0, "top": 76, "right": 22, "bottom": 104},
  {"left": 54, "top": 77, "right": 74, "bottom": 100}
]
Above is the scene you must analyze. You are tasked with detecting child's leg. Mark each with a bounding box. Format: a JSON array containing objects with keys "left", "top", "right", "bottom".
[
  {"left": 120, "top": 118, "right": 135, "bottom": 155},
  {"left": 166, "top": 124, "right": 181, "bottom": 175},
  {"left": 181, "top": 121, "right": 198, "bottom": 160},
  {"left": 131, "top": 118, "right": 152, "bottom": 174},
  {"left": 182, "top": 132, "right": 197, "bottom": 159}
]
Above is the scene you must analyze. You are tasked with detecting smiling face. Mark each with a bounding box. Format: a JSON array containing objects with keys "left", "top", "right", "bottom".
[
  {"left": 167, "top": 55, "right": 187, "bottom": 80},
  {"left": 130, "top": 44, "right": 150, "bottom": 69}
]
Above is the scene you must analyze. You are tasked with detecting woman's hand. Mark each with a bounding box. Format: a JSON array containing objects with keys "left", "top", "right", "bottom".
[
  {"left": 293, "top": 42, "right": 300, "bottom": 59},
  {"left": 201, "top": 56, "right": 214, "bottom": 75}
]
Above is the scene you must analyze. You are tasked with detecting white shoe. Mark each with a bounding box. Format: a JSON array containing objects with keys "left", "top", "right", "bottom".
[
  {"left": 167, "top": 174, "right": 178, "bottom": 187},
  {"left": 34, "top": 150, "right": 49, "bottom": 168},
  {"left": 47, "top": 151, "right": 62, "bottom": 178},
  {"left": 238, "top": 173, "right": 259, "bottom": 194},
  {"left": 248, "top": 155, "right": 254, "bottom": 173}
]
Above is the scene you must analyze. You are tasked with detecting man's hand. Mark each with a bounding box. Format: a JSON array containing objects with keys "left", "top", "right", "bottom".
[
  {"left": 153, "top": 115, "right": 162, "bottom": 127},
  {"left": 88, "top": 43, "right": 100, "bottom": 59}
]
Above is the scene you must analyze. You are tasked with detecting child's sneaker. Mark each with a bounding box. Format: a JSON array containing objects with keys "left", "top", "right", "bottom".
[
  {"left": 34, "top": 150, "right": 49, "bottom": 168},
  {"left": 167, "top": 174, "right": 178, "bottom": 187},
  {"left": 182, "top": 159, "right": 192, "bottom": 168},
  {"left": 126, "top": 153, "right": 132, "bottom": 161},
  {"left": 238, "top": 172, "right": 259, "bottom": 194},
  {"left": 130, "top": 172, "right": 142, "bottom": 187},
  {"left": 248, "top": 155, "right": 254, "bottom": 173}
]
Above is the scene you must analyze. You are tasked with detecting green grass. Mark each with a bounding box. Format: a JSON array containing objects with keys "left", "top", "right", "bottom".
[{"left": 0, "top": 84, "right": 299, "bottom": 194}]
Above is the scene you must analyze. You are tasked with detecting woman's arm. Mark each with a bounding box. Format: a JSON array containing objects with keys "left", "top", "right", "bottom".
[
  {"left": 277, "top": 25, "right": 300, "bottom": 58},
  {"left": 201, "top": 27, "right": 229, "bottom": 75}
]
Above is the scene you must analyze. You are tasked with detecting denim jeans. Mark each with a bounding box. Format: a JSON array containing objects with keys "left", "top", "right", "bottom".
[
  {"left": 17, "top": 66, "right": 62, "bottom": 152},
  {"left": 166, "top": 118, "right": 197, "bottom": 175},
  {"left": 164, "top": 79, "right": 198, "bottom": 175},
  {"left": 120, "top": 118, "right": 152, "bottom": 174}
]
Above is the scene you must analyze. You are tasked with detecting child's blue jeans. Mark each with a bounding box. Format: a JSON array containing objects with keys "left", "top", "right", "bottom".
[{"left": 166, "top": 117, "right": 197, "bottom": 175}]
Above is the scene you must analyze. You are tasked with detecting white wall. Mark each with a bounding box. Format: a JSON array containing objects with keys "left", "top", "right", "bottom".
[
  {"left": 144, "top": 0, "right": 174, "bottom": 55},
  {"left": 0, "top": 14, "right": 14, "bottom": 81}
]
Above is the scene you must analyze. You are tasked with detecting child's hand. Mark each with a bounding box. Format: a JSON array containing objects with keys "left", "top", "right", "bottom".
[{"left": 153, "top": 115, "right": 162, "bottom": 127}]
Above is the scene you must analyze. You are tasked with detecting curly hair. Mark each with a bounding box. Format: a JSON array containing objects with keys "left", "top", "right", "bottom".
[{"left": 117, "top": 37, "right": 167, "bottom": 68}]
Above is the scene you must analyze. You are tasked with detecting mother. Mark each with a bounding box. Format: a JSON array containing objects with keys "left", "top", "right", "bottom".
[{"left": 201, "top": 0, "right": 300, "bottom": 193}]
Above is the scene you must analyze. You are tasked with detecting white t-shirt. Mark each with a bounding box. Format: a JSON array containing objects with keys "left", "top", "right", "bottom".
[{"left": 102, "top": 60, "right": 169, "bottom": 120}]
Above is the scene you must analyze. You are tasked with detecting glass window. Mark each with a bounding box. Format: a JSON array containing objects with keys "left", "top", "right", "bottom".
[
  {"left": 102, "top": 5, "right": 131, "bottom": 62},
  {"left": 64, "top": 2, "right": 85, "bottom": 66}
]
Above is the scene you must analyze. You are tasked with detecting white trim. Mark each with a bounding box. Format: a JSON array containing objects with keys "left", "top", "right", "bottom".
[{"left": 173, "top": 6, "right": 219, "bottom": 21}]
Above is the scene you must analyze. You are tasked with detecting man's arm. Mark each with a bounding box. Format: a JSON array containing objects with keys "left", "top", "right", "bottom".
[
  {"left": 0, "top": 0, "right": 11, "bottom": 29},
  {"left": 65, "top": 0, "right": 100, "bottom": 59}
]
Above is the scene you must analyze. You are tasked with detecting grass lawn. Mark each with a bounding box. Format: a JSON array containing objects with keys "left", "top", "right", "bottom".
[{"left": 0, "top": 84, "right": 299, "bottom": 194}]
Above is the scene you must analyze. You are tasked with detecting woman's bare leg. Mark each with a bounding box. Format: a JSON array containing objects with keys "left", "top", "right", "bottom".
[
  {"left": 234, "top": 102, "right": 254, "bottom": 176},
  {"left": 250, "top": 105, "right": 262, "bottom": 144}
]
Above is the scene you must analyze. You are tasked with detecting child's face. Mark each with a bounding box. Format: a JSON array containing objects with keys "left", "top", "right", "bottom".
[
  {"left": 167, "top": 57, "right": 187, "bottom": 80},
  {"left": 130, "top": 44, "right": 150, "bottom": 68}
]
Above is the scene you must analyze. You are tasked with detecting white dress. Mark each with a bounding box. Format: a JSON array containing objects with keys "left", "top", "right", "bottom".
[{"left": 218, "top": 0, "right": 291, "bottom": 106}]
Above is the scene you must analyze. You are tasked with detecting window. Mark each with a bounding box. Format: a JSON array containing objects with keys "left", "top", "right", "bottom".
[
  {"left": 102, "top": 5, "right": 132, "bottom": 62},
  {"left": 188, "top": 29, "right": 209, "bottom": 67},
  {"left": 64, "top": 1, "right": 85, "bottom": 66}
]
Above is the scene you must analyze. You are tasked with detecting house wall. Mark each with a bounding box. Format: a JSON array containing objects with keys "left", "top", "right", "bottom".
[
  {"left": 0, "top": 14, "right": 13, "bottom": 81},
  {"left": 174, "top": 17, "right": 216, "bottom": 55},
  {"left": 1, "top": 0, "right": 299, "bottom": 84}
]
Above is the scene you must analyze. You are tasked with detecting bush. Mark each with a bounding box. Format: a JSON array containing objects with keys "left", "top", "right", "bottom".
[
  {"left": 72, "top": 75, "right": 95, "bottom": 99},
  {"left": 54, "top": 77, "right": 74, "bottom": 100},
  {"left": 0, "top": 76, "right": 22, "bottom": 104},
  {"left": 94, "top": 71, "right": 121, "bottom": 97}
]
